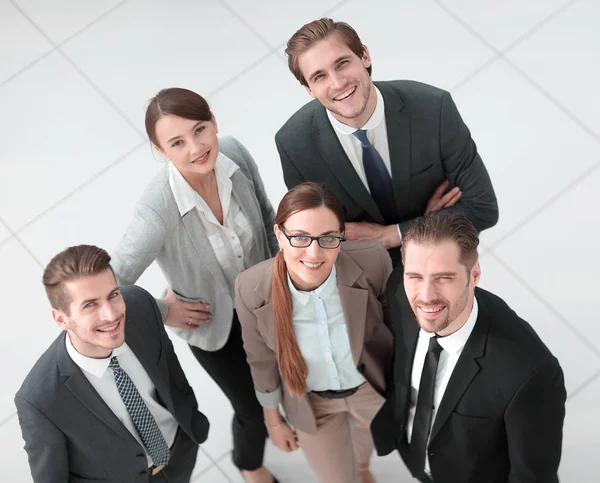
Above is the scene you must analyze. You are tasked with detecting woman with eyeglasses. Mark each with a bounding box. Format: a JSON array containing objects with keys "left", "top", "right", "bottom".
[{"left": 235, "top": 182, "right": 394, "bottom": 483}]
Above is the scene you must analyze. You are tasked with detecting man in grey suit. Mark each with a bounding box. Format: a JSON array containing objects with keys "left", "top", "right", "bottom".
[
  {"left": 277, "top": 18, "right": 498, "bottom": 264},
  {"left": 15, "top": 245, "right": 209, "bottom": 482}
]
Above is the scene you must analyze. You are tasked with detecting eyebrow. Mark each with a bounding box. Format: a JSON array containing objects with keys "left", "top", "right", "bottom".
[
  {"left": 308, "top": 56, "right": 351, "bottom": 82},
  {"left": 404, "top": 271, "right": 457, "bottom": 277},
  {"left": 166, "top": 121, "right": 204, "bottom": 144},
  {"left": 79, "top": 286, "right": 120, "bottom": 308},
  {"left": 286, "top": 229, "right": 340, "bottom": 236}
]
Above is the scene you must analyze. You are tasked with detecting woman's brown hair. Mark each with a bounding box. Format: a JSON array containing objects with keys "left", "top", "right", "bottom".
[
  {"left": 145, "top": 87, "right": 212, "bottom": 148},
  {"left": 272, "top": 182, "right": 345, "bottom": 398}
]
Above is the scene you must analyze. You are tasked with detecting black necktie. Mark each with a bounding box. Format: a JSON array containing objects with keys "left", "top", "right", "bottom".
[
  {"left": 410, "top": 336, "right": 443, "bottom": 475},
  {"left": 352, "top": 129, "right": 397, "bottom": 224}
]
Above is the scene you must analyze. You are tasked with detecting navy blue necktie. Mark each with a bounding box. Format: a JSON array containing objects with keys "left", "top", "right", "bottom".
[
  {"left": 410, "top": 336, "right": 443, "bottom": 476},
  {"left": 352, "top": 129, "right": 397, "bottom": 224}
]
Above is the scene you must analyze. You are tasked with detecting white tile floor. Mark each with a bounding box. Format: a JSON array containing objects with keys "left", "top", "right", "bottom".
[{"left": 1, "top": 0, "right": 598, "bottom": 481}]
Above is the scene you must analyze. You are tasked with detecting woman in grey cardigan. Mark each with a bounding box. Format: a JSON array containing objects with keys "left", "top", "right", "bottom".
[{"left": 112, "top": 88, "right": 279, "bottom": 483}]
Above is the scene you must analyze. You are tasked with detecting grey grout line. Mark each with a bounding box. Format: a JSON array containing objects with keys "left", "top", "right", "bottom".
[
  {"left": 495, "top": 0, "right": 582, "bottom": 56},
  {"left": 489, "top": 160, "right": 600, "bottom": 250},
  {"left": 501, "top": 56, "right": 600, "bottom": 144},
  {"left": 434, "top": 0, "right": 600, "bottom": 144},
  {"left": 0, "top": 48, "right": 56, "bottom": 89},
  {"left": 8, "top": 141, "right": 146, "bottom": 239},
  {"left": 8, "top": 0, "right": 146, "bottom": 139},
  {"left": 486, "top": 249, "right": 600, "bottom": 360},
  {"left": 218, "top": 0, "right": 279, "bottom": 51},
  {"left": 0, "top": 411, "right": 17, "bottom": 431},
  {"left": 193, "top": 447, "right": 233, "bottom": 482},
  {"left": 567, "top": 369, "right": 600, "bottom": 402}
]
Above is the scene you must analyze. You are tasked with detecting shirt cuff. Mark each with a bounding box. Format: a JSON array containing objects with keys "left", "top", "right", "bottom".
[
  {"left": 255, "top": 385, "right": 282, "bottom": 409},
  {"left": 396, "top": 224, "right": 403, "bottom": 242}
]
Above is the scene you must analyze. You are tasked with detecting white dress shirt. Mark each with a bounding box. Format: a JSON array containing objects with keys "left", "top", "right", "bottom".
[
  {"left": 288, "top": 266, "right": 366, "bottom": 392},
  {"left": 326, "top": 87, "right": 402, "bottom": 239},
  {"left": 406, "top": 297, "right": 479, "bottom": 477},
  {"left": 65, "top": 336, "right": 178, "bottom": 466},
  {"left": 168, "top": 153, "right": 256, "bottom": 294}
]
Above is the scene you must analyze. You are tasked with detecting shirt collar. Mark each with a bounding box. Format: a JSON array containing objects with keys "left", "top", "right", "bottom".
[
  {"left": 287, "top": 265, "right": 338, "bottom": 306},
  {"left": 168, "top": 152, "right": 239, "bottom": 217},
  {"left": 327, "top": 86, "right": 385, "bottom": 136},
  {"left": 65, "top": 334, "right": 129, "bottom": 378},
  {"left": 418, "top": 296, "right": 479, "bottom": 355}
]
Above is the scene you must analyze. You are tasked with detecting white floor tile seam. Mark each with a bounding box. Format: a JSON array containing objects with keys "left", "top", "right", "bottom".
[
  {"left": 568, "top": 369, "right": 600, "bottom": 401},
  {"left": 484, "top": 249, "right": 600, "bottom": 365},
  {"left": 6, "top": 0, "right": 146, "bottom": 139},
  {"left": 488, "top": 160, "right": 600, "bottom": 252},
  {"left": 433, "top": 0, "right": 600, "bottom": 146},
  {"left": 3, "top": 141, "right": 146, "bottom": 240},
  {"left": 0, "top": 411, "right": 17, "bottom": 431},
  {"left": 193, "top": 446, "right": 232, "bottom": 482}
]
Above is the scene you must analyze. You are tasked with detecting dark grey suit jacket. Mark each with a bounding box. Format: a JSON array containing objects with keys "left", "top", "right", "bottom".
[
  {"left": 15, "top": 285, "right": 209, "bottom": 483},
  {"left": 276, "top": 80, "right": 498, "bottom": 236},
  {"left": 371, "top": 276, "right": 566, "bottom": 483}
]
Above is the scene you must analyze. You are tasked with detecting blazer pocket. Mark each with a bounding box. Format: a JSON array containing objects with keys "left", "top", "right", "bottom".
[
  {"left": 450, "top": 411, "right": 495, "bottom": 430},
  {"left": 172, "top": 288, "right": 208, "bottom": 304},
  {"left": 410, "top": 163, "right": 436, "bottom": 177}
]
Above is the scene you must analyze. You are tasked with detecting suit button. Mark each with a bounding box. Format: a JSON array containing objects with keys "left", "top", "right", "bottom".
[{"left": 429, "top": 452, "right": 434, "bottom": 457}]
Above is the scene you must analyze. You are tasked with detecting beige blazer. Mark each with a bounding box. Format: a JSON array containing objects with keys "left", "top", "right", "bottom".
[{"left": 235, "top": 240, "right": 394, "bottom": 434}]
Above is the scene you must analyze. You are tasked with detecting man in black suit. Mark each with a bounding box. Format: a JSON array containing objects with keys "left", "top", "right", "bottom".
[
  {"left": 276, "top": 18, "right": 498, "bottom": 264},
  {"left": 371, "top": 212, "right": 566, "bottom": 482},
  {"left": 15, "top": 245, "right": 209, "bottom": 482}
]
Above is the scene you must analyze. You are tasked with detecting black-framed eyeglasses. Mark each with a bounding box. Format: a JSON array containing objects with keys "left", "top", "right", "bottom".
[{"left": 280, "top": 226, "right": 345, "bottom": 249}]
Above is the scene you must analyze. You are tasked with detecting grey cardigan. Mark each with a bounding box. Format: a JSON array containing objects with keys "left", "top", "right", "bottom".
[{"left": 112, "top": 136, "right": 278, "bottom": 351}]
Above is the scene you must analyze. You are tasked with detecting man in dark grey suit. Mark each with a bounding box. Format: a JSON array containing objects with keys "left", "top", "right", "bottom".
[
  {"left": 277, "top": 18, "right": 498, "bottom": 264},
  {"left": 15, "top": 245, "right": 209, "bottom": 482}
]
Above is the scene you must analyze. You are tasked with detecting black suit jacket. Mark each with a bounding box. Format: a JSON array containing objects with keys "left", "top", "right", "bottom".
[
  {"left": 276, "top": 80, "right": 498, "bottom": 236},
  {"left": 371, "top": 274, "right": 566, "bottom": 483},
  {"left": 15, "top": 285, "right": 209, "bottom": 483}
]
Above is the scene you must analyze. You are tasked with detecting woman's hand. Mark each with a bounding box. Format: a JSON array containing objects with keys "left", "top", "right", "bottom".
[
  {"left": 164, "top": 289, "right": 211, "bottom": 330},
  {"left": 267, "top": 421, "right": 299, "bottom": 452}
]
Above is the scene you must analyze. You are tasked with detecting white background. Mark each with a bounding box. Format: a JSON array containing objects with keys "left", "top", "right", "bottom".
[{"left": 1, "top": 0, "right": 598, "bottom": 481}]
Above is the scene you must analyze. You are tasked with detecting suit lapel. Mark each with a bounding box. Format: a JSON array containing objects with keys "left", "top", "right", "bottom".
[
  {"left": 124, "top": 319, "right": 174, "bottom": 411},
  {"left": 312, "top": 106, "right": 384, "bottom": 223},
  {"left": 376, "top": 82, "right": 413, "bottom": 218},
  {"left": 336, "top": 251, "right": 369, "bottom": 365},
  {"left": 231, "top": 170, "right": 268, "bottom": 258},
  {"left": 57, "top": 334, "right": 133, "bottom": 441},
  {"left": 429, "top": 304, "right": 488, "bottom": 443}
]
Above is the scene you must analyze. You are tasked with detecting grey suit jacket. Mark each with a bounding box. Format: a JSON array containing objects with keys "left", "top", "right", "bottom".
[
  {"left": 112, "top": 136, "right": 278, "bottom": 351},
  {"left": 235, "top": 241, "right": 394, "bottom": 434},
  {"left": 15, "top": 285, "right": 210, "bottom": 483},
  {"left": 276, "top": 80, "right": 498, "bottom": 237}
]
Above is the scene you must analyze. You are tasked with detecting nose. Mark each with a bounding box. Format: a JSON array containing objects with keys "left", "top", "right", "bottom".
[
  {"left": 189, "top": 137, "right": 203, "bottom": 157},
  {"left": 420, "top": 280, "right": 436, "bottom": 303},
  {"left": 329, "top": 71, "right": 346, "bottom": 90},
  {"left": 99, "top": 301, "right": 119, "bottom": 322},
  {"left": 305, "top": 239, "right": 322, "bottom": 257}
]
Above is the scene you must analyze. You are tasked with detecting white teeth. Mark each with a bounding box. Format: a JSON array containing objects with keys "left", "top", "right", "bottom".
[
  {"left": 334, "top": 87, "right": 355, "bottom": 101},
  {"left": 98, "top": 323, "right": 118, "bottom": 332},
  {"left": 302, "top": 262, "right": 322, "bottom": 268},
  {"left": 421, "top": 307, "right": 443, "bottom": 314}
]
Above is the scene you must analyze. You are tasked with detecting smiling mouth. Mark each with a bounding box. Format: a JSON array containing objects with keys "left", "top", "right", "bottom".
[
  {"left": 419, "top": 305, "right": 445, "bottom": 317},
  {"left": 301, "top": 261, "right": 324, "bottom": 269},
  {"left": 192, "top": 151, "right": 210, "bottom": 164},
  {"left": 333, "top": 86, "right": 356, "bottom": 101},
  {"left": 96, "top": 320, "right": 121, "bottom": 334}
]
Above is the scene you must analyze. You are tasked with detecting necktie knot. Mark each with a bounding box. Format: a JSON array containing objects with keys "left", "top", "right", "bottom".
[
  {"left": 352, "top": 129, "right": 370, "bottom": 147},
  {"left": 108, "top": 356, "right": 120, "bottom": 371},
  {"left": 428, "top": 336, "right": 443, "bottom": 355}
]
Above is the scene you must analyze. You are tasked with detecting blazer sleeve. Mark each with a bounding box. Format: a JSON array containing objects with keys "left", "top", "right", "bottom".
[
  {"left": 399, "top": 92, "right": 499, "bottom": 234},
  {"left": 111, "top": 202, "right": 170, "bottom": 319},
  {"left": 505, "top": 363, "right": 566, "bottom": 482},
  {"left": 230, "top": 138, "right": 278, "bottom": 256},
  {"left": 15, "top": 396, "right": 68, "bottom": 483},
  {"left": 234, "top": 275, "right": 282, "bottom": 409},
  {"left": 275, "top": 132, "right": 306, "bottom": 190}
]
